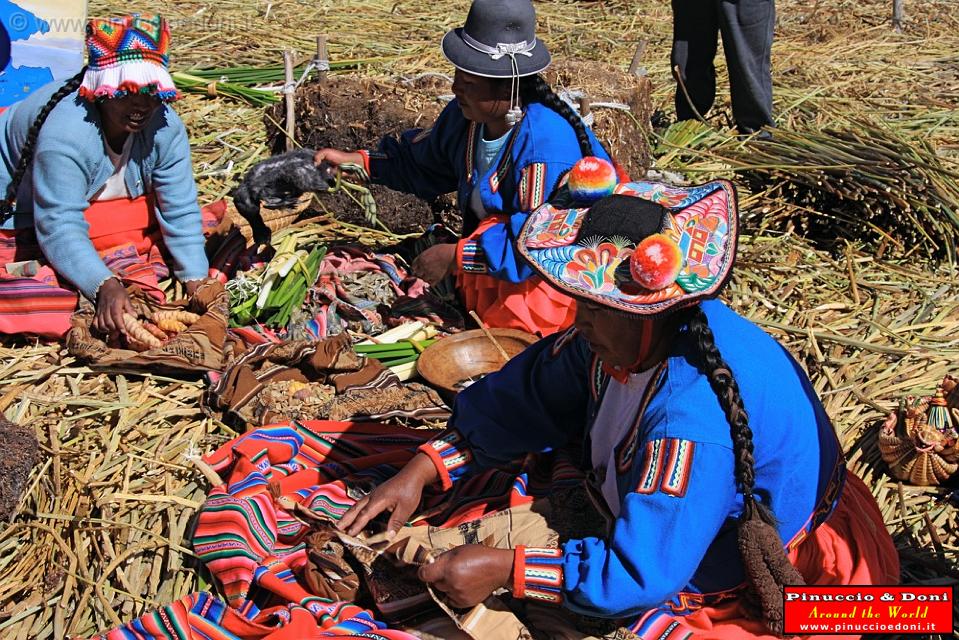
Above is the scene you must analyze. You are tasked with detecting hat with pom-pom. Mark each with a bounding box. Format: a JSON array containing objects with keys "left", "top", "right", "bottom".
[
  {"left": 518, "top": 179, "right": 739, "bottom": 316},
  {"left": 80, "top": 14, "right": 180, "bottom": 103}
]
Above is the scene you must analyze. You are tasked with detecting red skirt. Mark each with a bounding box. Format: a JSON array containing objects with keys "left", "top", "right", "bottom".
[
  {"left": 633, "top": 473, "right": 900, "bottom": 639},
  {"left": 0, "top": 196, "right": 169, "bottom": 338},
  {"left": 456, "top": 215, "right": 576, "bottom": 337}
]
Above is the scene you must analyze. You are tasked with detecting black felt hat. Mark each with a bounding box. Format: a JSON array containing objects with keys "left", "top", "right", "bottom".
[{"left": 441, "top": 0, "right": 551, "bottom": 78}]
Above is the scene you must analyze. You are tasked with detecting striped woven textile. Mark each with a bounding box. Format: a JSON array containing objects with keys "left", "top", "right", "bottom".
[
  {"left": 92, "top": 420, "right": 590, "bottom": 639},
  {"left": 90, "top": 591, "right": 418, "bottom": 639}
]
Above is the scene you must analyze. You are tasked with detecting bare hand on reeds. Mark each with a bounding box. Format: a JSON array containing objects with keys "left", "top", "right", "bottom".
[
  {"left": 413, "top": 244, "right": 457, "bottom": 285},
  {"left": 337, "top": 451, "right": 438, "bottom": 537},
  {"left": 419, "top": 545, "right": 514, "bottom": 608},
  {"left": 314, "top": 148, "right": 364, "bottom": 169},
  {"left": 94, "top": 277, "right": 136, "bottom": 336}
]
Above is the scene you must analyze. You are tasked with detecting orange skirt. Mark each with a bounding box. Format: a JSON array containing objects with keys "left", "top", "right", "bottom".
[
  {"left": 456, "top": 216, "right": 576, "bottom": 337},
  {"left": 633, "top": 472, "right": 900, "bottom": 640},
  {"left": 0, "top": 196, "right": 168, "bottom": 338}
]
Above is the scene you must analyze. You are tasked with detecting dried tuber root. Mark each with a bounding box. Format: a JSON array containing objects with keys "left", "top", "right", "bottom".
[
  {"left": 122, "top": 313, "right": 163, "bottom": 349},
  {"left": 126, "top": 336, "right": 155, "bottom": 353},
  {"left": 142, "top": 321, "right": 170, "bottom": 342},
  {"left": 153, "top": 310, "right": 200, "bottom": 325},
  {"left": 156, "top": 318, "right": 189, "bottom": 333}
]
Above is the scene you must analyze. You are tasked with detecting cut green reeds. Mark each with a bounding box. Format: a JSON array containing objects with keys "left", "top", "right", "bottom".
[{"left": 171, "top": 71, "right": 279, "bottom": 107}]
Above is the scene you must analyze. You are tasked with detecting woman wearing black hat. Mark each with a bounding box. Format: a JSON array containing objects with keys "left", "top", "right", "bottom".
[{"left": 315, "top": 0, "right": 619, "bottom": 337}]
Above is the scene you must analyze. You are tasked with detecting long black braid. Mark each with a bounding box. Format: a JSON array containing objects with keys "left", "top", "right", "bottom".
[
  {"left": 683, "top": 304, "right": 805, "bottom": 637},
  {"left": 519, "top": 74, "right": 593, "bottom": 158},
  {"left": 685, "top": 305, "right": 765, "bottom": 517},
  {"left": 0, "top": 68, "right": 87, "bottom": 222}
]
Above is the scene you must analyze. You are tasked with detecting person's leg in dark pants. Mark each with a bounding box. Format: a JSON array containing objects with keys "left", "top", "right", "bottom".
[
  {"left": 672, "top": 0, "right": 720, "bottom": 122},
  {"left": 718, "top": 0, "right": 775, "bottom": 133}
]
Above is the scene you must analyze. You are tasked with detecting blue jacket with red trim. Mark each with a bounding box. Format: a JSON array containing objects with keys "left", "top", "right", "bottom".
[
  {"left": 420, "top": 300, "right": 845, "bottom": 619},
  {"left": 366, "top": 100, "right": 611, "bottom": 283}
]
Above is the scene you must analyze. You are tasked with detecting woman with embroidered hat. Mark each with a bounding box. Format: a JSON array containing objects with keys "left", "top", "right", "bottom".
[
  {"left": 337, "top": 163, "right": 899, "bottom": 638},
  {"left": 0, "top": 14, "right": 208, "bottom": 339},
  {"left": 313, "top": 0, "right": 620, "bottom": 337}
]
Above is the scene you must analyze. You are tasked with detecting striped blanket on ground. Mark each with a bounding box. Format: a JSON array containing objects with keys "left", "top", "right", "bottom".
[
  {"left": 90, "top": 591, "right": 417, "bottom": 639},
  {"left": 91, "top": 419, "right": 591, "bottom": 639}
]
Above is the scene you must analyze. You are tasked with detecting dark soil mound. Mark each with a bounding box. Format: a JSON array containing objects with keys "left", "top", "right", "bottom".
[
  {"left": 265, "top": 75, "right": 454, "bottom": 234},
  {"left": 0, "top": 417, "right": 38, "bottom": 521},
  {"left": 262, "top": 68, "right": 652, "bottom": 234}
]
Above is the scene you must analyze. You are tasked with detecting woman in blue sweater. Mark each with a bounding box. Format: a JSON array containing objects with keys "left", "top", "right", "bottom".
[
  {"left": 315, "top": 0, "right": 619, "bottom": 336},
  {"left": 0, "top": 14, "right": 208, "bottom": 338}
]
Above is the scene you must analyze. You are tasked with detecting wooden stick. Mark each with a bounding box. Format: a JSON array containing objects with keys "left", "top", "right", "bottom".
[
  {"left": 923, "top": 512, "right": 946, "bottom": 563},
  {"left": 892, "top": 0, "right": 904, "bottom": 32},
  {"left": 578, "top": 95, "right": 591, "bottom": 118},
  {"left": 283, "top": 50, "right": 296, "bottom": 152},
  {"left": 628, "top": 39, "right": 649, "bottom": 77},
  {"left": 469, "top": 310, "right": 511, "bottom": 363},
  {"left": 315, "top": 35, "right": 329, "bottom": 83}
]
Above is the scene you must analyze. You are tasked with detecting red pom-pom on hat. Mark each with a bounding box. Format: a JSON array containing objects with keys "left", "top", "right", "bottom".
[{"left": 629, "top": 234, "right": 683, "bottom": 290}]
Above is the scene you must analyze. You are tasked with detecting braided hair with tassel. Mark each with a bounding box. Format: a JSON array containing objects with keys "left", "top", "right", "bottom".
[
  {"left": 0, "top": 69, "right": 87, "bottom": 223},
  {"left": 684, "top": 304, "right": 806, "bottom": 636}
]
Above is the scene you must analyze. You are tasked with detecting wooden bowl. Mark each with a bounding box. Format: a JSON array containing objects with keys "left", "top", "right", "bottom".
[{"left": 417, "top": 329, "right": 538, "bottom": 394}]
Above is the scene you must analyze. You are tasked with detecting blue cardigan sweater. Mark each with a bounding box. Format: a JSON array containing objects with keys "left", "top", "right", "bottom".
[
  {"left": 421, "top": 300, "right": 845, "bottom": 619},
  {"left": 0, "top": 81, "right": 208, "bottom": 300}
]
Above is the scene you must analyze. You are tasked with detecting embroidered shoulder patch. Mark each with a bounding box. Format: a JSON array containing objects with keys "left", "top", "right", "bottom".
[
  {"left": 519, "top": 162, "right": 549, "bottom": 211},
  {"left": 635, "top": 438, "right": 695, "bottom": 497}
]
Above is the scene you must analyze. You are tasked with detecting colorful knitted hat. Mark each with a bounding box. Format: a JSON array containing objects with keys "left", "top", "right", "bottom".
[
  {"left": 79, "top": 14, "right": 179, "bottom": 103},
  {"left": 518, "top": 179, "right": 739, "bottom": 317}
]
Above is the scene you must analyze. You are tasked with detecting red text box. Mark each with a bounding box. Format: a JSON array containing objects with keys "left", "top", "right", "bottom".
[{"left": 783, "top": 586, "right": 953, "bottom": 635}]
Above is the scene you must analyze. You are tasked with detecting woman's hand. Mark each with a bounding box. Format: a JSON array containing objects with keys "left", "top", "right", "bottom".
[
  {"left": 412, "top": 243, "right": 457, "bottom": 285},
  {"left": 419, "top": 545, "right": 514, "bottom": 608},
  {"left": 337, "top": 452, "right": 439, "bottom": 537},
  {"left": 314, "top": 148, "right": 364, "bottom": 168},
  {"left": 94, "top": 277, "right": 135, "bottom": 336}
]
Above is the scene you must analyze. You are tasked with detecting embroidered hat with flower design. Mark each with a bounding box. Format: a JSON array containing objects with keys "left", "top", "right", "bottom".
[
  {"left": 518, "top": 177, "right": 739, "bottom": 317},
  {"left": 79, "top": 14, "right": 180, "bottom": 103}
]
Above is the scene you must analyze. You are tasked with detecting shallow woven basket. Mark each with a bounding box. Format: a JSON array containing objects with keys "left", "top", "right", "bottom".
[{"left": 416, "top": 329, "right": 538, "bottom": 396}]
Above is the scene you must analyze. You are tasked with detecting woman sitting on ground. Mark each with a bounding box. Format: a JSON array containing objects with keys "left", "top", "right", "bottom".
[
  {"left": 314, "top": 0, "right": 619, "bottom": 337},
  {"left": 0, "top": 14, "right": 208, "bottom": 339},
  {"left": 338, "top": 170, "right": 899, "bottom": 638}
]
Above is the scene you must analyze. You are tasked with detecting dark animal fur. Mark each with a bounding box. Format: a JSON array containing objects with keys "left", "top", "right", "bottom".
[{"left": 231, "top": 149, "right": 336, "bottom": 244}]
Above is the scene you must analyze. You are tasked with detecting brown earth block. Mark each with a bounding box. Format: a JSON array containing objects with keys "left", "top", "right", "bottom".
[
  {"left": 0, "top": 417, "right": 39, "bottom": 521},
  {"left": 265, "top": 75, "right": 456, "bottom": 234},
  {"left": 545, "top": 60, "right": 654, "bottom": 180}
]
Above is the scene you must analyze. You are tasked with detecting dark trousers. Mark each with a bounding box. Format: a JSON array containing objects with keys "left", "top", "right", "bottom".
[{"left": 671, "top": 0, "right": 775, "bottom": 133}]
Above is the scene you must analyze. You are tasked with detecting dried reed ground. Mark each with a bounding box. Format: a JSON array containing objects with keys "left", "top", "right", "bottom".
[{"left": 0, "top": 0, "right": 957, "bottom": 637}]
